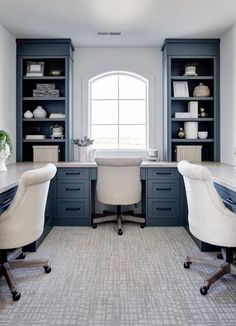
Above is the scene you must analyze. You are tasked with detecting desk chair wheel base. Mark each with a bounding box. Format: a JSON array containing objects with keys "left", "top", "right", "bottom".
[
  {"left": 12, "top": 291, "right": 21, "bottom": 301},
  {"left": 92, "top": 223, "right": 97, "bottom": 229},
  {"left": 217, "top": 252, "right": 223, "bottom": 260},
  {"left": 183, "top": 261, "right": 192, "bottom": 269},
  {"left": 43, "top": 265, "right": 51, "bottom": 274},
  {"left": 118, "top": 229, "right": 123, "bottom": 236},
  {"left": 140, "top": 223, "right": 145, "bottom": 228},
  {"left": 200, "top": 286, "right": 209, "bottom": 295},
  {"left": 17, "top": 252, "right": 26, "bottom": 260}
]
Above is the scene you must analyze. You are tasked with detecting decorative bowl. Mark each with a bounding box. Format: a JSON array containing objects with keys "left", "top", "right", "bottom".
[{"left": 198, "top": 131, "right": 208, "bottom": 139}]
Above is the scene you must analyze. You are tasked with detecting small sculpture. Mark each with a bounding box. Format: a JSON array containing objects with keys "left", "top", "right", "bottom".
[
  {"left": 177, "top": 127, "right": 185, "bottom": 138},
  {"left": 199, "top": 107, "right": 207, "bottom": 118}
]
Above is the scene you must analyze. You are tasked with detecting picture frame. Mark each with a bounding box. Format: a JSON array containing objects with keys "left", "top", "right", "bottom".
[
  {"left": 173, "top": 81, "right": 189, "bottom": 97},
  {"left": 26, "top": 61, "right": 44, "bottom": 77}
]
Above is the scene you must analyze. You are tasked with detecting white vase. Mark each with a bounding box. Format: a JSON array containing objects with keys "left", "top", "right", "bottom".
[
  {"left": 184, "top": 122, "right": 198, "bottom": 139},
  {"left": 79, "top": 146, "right": 89, "bottom": 162},
  {"left": 0, "top": 144, "right": 10, "bottom": 171}
]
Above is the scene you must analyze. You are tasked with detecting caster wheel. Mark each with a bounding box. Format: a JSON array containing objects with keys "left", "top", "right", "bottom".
[
  {"left": 200, "top": 286, "right": 209, "bottom": 295},
  {"left": 140, "top": 223, "right": 145, "bottom": 228},
  {"left": 17, "top": 252, "right": 26, "bottom": 260},
  {"left": 118, "top": 229, "right": 123, "bottom": 235},
  {"left": 217, "top": 252, "right": 223, "bottom": 259},
  {"left": 92, "top": 223, "right": 97, "bottom": 229},
  {"left": 43, "top": 265, "right": 51, "bottom": 274},
  {"left": 183, "top": 261, "right": 192, "bottom": 269},
  {"left": 12, "top": 291, "right": 21, "bottom": 301}
]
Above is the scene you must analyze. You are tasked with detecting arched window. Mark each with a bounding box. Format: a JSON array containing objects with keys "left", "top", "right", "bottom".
[{"left": 89, "top": 71, "right": 148, "bottom": 149}]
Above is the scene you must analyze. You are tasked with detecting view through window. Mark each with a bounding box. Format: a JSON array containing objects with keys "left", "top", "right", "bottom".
[{"left": 89, "top": 72, "right": 148, "bottom": 149}]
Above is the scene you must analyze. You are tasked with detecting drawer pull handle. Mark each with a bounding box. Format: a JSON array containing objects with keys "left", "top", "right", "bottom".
[
  {"left": 156, "top": 207, "right": 171, "bottom": 211},
  {"left": 156, "top": 188, "right": 172, "bottom": 191},
  {"left": 156, "top": 172, "right": 171, "bottom": 175},
  {"left": 0, "top": 198, "right": 11, "bottom": 207},
  {"left": 65, "top": 188, "right": 81, "bottom": 191},
  {"left": 65, "top": 172, "right": 81, "bottom": 175},
  {"left": 2, "top": 198, "right": 11, "bottom": 205},
  {"left": 65, "top": 207, "right": 81, "bottom": 211},
  {"left": 225, "top": 197, "right": 236, "bottom": 205}
]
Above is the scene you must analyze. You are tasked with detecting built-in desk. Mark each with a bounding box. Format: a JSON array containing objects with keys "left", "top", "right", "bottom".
[{"left": 1, "top": 161, "right": 236, "bottom": 251}]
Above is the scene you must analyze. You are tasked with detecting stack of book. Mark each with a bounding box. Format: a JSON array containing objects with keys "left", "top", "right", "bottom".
[
  {"left": 33, "top": 83, "right": 60, "bottom": 97},
  {"left": 25, "top": 135, "right": 46, "bottom": 140}
]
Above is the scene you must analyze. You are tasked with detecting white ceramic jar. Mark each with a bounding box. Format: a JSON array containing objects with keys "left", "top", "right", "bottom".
[{"left": 184, "top": 122, "right": 198, "bottom": 139}]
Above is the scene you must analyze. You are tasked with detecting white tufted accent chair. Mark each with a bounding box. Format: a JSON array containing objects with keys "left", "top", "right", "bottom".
[
  {"left": 92, "top": 157, "right": 145, "bottom": 235},
  {"left": 0, "top": 163, "right": 57, "bottom": 301},
  {"left": 178, "top": 160, "right": 236, "bottom": 295}
]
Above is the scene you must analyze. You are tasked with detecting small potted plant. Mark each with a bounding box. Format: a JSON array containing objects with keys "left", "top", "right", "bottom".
[
  {"left": 0, "top": 130, "right": 12, "bottom": 171},
  {"left": 49, "top": 124, "right": 63, "bottom": 138},
  {"left": 184, "top": 62, "right": 198, "bottom": 76},
  {"left": 74, "top": 136, "right": 94, "bottom": 161}
]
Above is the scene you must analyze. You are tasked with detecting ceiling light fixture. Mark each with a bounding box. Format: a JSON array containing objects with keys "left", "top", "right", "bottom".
[{"left": 97, "top": 31, "right": 122, "bottom": 36}]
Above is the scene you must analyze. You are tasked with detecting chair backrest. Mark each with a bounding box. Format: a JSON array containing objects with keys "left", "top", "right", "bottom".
[
  {"left": 95, "top": 157, "right": 143, "bottom": 205},
  {"left": 178, "top": 160, "right": 236, "bottom": 247},
  {"left": 0, "top": 163, "right": 57, "bottom": 249}
]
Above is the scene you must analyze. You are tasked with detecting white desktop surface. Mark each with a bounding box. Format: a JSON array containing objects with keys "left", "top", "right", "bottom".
[{"left": 0, "top": 161, "right": 236, "bottom": 194}]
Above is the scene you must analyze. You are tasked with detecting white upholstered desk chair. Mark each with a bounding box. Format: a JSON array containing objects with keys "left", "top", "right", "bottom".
[
  {"left": 0, "top": 163, "right": 56, "bottom": 301},
  {"left": 93, "top": 157, "right": 145, "bottom": 235},
  {"left": 178, "top": 160, "right": 236, "bottom": 295}
]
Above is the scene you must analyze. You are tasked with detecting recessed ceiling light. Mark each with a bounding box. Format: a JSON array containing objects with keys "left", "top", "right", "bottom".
[{"left": 97, "top": 31, "right": 122, "bottom": 36}]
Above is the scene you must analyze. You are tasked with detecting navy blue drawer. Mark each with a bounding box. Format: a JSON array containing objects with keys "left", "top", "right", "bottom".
[
  {"left": 57, "top": 180, "right": 89, "bottom": 198},
  {"left": 147, "top": 168, "right": 179, "bottom": 180},
  {"left": 147, "top": 199, "right": 180, "bottom": 219},
  {"left": 57, "top": 168, "right": 89, "bottom": 180},
  {"left": 214, "top": 182, "right": 236, "bottom": 213},
  {"left": 57, "top": 199, "right": 90, "bottom": 219},
  {"left": 147, "top": 180, "right": 179, "bottom": 198},
  {"left": 0, "top": 187, "right": 17, "bottom": 214}
]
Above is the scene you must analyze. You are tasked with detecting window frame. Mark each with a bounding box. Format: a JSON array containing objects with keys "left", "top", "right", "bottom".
[{"left": 88, "top": 71, "right": 149, "bottom": 151}]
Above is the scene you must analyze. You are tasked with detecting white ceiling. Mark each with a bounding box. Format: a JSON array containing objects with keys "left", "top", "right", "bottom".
[{"left": 0, "top": 0, "right": 236, "bottom": 47}]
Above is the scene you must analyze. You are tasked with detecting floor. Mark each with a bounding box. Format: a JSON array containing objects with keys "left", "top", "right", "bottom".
[{"left": 0, "top": 225, "right": 236, "bottom": 326}]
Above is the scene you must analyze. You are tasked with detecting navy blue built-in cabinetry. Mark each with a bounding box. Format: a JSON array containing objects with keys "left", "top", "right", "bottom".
[
  {"left": 162, "top": 39, "right": 220, "bottom": 162},
  {"left": 55, "top": 169, "right": 91, "bottom": 226},
  {"left": 53, "top": 167, "right": 184, "bottom": 227},
  {"left": 146, "top": 168, "right": 184, "bottom": 226},
  {"left": 16, "top": 39, "right": 74, "bottom": 162}
]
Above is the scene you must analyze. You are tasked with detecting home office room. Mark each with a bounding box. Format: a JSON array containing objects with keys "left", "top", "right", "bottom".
[{"left": 0, "top": 1, "right": 236, "bottom": 325}]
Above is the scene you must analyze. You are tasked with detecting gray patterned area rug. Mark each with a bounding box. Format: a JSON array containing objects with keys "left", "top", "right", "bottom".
[{"left": 1, "top": 225, "right": 236, "bottom": 326}]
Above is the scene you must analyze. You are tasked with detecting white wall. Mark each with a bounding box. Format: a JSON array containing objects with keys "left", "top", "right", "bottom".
[
  {"left": 73, "top": 47, "right": 163, "bottom": 158},
  {"left": 0, "top": 24, "right": 16, "bottom": 160},
  {"left": 221, "top": 24, "right": 236, "bottom": 165}
]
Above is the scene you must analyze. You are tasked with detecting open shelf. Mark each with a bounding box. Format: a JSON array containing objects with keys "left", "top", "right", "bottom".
[
  {"left": 162, "top": 39, "right": 220, "bottom": 162},
  {"left": 16, "top": 39, "right": 74, "bottom": 162},
  {"left": 23, "top": 118, "right": 65, "bottom": 122}
]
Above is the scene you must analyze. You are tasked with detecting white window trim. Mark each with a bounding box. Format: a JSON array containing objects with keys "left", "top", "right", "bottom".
[
  {"left": 81, "top": 65, "right": 157, "bottom": 157},
  {"left": 88, "top": 71, "right": 148, "bottom": 151}
]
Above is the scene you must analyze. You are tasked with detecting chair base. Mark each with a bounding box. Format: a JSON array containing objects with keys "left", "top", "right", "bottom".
[
  {"left": 0, "top": 248, "right": 51, "bottom": 301},
  {"left": 184, "top": 248, "right": 236, "bottom": 295},
  {"left": 92, "top": 206, "right": 145, "bottom": 235}
]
